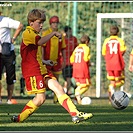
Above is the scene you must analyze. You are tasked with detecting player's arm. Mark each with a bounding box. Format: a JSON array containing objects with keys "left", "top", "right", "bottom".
[
  {"left": 83, "top": 46, "right": 90, "bottom": 62},
  {"left": 38, "top": 31, "right": 61, "bottom": 46},
  {"left": 119, "top": 38, "right": 127, "bottom": 55}
]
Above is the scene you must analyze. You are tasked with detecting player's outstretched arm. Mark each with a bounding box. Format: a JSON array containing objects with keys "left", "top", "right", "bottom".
[{"left": 38, "top": 31, "right": 61, "bottom": 46}]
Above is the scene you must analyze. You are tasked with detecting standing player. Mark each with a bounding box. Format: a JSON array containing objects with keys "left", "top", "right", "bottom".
[
  {"left": 41, "top": 16, "right": 66, "bottom": 103},
  {"left": 70, "top": 35, "right": 91, "bottom": 104},
  {"left": 11, "top": 9, "right": 93, "bottom": 124},
  {"left": 129, "top": 49, "right": 133, "bottom": 72},
  {"left": 102, "top": 25, "right": 127, "bottom": 101},
  {"left": 62, "top": 26, "right": 78, "bottom": 95},
  {"left": 0, "top": 10, "right": 23, "bottom": 104}
]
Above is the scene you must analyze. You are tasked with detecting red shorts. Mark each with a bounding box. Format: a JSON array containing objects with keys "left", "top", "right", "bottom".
[
  {"left": 25, "top": 71, "right": 57, "bottom": 95},
  {"left": 46, "top": 63, "right": 62, "bottom": 74},
  {"left": 25, "top": 75, "right": 46, "bottom": 95},
  {"left": 107, "top": 70, "right": 123, "bottom": 81},
  {"left": 75, "top": 77, "right": 90, "bottom": 86}
]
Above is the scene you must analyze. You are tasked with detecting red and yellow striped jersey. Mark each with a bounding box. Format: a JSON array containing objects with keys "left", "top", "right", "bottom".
[{"left": 42, "top": 28, "right": 66, "bottom": 62}]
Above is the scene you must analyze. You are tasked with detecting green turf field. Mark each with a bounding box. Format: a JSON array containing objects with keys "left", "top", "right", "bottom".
[{"left": 0, "top": 98, "right": 133, "bottom": 131}]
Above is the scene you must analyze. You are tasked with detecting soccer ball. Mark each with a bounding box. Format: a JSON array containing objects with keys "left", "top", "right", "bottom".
[
  {"left": 111, "top": 91, "right": 129, "bottom": 110},
  {"left": 81, "top": 97, "right": 92, "bottom": 105}
]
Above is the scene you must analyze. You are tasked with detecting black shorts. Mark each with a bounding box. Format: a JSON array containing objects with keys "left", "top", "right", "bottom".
[
  {"left": 62, "top": 65, "right": 73, "bottom": 80},
  {"left": 0, "top": 51, "right": 16, "bottom": 85}
]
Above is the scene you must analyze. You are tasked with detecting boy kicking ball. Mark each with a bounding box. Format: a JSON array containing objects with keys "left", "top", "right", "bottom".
[{"left": 11, "top": 9, "right": 93, "bottom": 124}]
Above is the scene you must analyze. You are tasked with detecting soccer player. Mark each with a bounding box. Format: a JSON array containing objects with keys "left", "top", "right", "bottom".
[
  {"left": 70, "top": 35, "right": 91, "bottom": 104},
  {"left": 41, "top": 15, "right": 66, "bottom": 103},
  {"left": 102, "top": 25, "right": 127, "bottom": 101},
  {"left": 129, "top": 49, "right": 133, "bottom": 72},
  {"left": 11, "top": 9, "right": 93, "bottom": 124},
  {"left": 62, "top": 26, "right": 78, "bottom": 95}
]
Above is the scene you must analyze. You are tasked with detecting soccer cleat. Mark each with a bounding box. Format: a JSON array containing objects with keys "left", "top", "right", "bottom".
[
  {"left": 72, "top": 112, "right": 93, "bottom": 124},
  {"left": 11, "top": 115, "right": 19, "bottom": 122}
]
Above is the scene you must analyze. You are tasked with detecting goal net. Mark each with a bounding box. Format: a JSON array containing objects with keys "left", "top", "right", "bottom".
[{"left": 96, "top": 13, "right": 133, "bottom": 98}]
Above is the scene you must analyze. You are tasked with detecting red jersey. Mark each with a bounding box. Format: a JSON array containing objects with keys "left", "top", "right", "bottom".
[
  {"left": 20, "top": 26, "right": 47, "bottom": 78},
  {"left": 64, "top": 36, "right": 78, "bottom": 65},
  {"left": 70, "top": 44, "right": 90, "bottom": 78},
  {"left": 42, "top": 28, "right": 66, "bottom": 62},
  {"left": 102, "top": 36, "right": 126, "bottom": 71}
]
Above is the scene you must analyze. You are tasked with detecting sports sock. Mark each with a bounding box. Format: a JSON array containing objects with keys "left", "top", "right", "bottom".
[
  {"left": 58, "top": 94, "right": 79, "bottom": 116},
  {"left": 18, "top": 100, "right": 38, "bottom": 122}
]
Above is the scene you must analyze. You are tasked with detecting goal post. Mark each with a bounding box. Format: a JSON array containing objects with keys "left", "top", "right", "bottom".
[{"left": 96, "top": 13, "right": 133, "bottom": 98}]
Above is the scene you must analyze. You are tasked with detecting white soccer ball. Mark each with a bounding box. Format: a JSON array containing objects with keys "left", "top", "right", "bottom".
[
  {"left": 111, "top": 91, "right": 129, "bottom": 110},
  {"left": 81, "top": 97, "right": 92, "bottom": 105}
]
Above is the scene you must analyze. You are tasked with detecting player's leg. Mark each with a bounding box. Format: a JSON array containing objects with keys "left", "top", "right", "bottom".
[
  {"left": 5, "top": 52, "right": 17, "bottom": 104},
  {"left": 46, "top": 77, "right": 93, "bottom": 123},
  {"left": 114, "top": 70, "right": 124, "bottom": 90},
  {"left": 11, "top": 76, "right": 46, "bottom": 122},
  {"left": 120, "top": 71, "right": 125, "bottom": 91},
  {"left": 107, "top": 71, "right": 115, "bottom": 102},
  {"left": 74, "top": 78, "right": 90, "bottom": 104},
  {"left": 75, "top": 86, "right": 89, "bottom": 105},
  {"left": 52, "top": 72, "right": 60, "bottom": 104},
  {"left": 12, "top": 93, "right": 45, "bottom": 122},
  {"left": 63, "top": 65, "right": 73, "bottom": 95},
  {"left": 0, "top": 54, "right": 4, "bottom": 103}
]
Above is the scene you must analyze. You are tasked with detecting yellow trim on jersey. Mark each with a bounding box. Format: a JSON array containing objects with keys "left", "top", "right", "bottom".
[
  {"left": 70, "top": 43, "right": 90, "bottom": 63},
  {"left": 22, "top": 26, "right": 39, "bottom": 46},
  {"left": 102, "top": 36, "right": 126, "bottom": 56}
]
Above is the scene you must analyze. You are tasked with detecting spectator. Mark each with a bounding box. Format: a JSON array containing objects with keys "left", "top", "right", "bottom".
[
  {"left": 41, "top": 15, "right": 66, "bottom": 103},
  {"left": 70, "top": 34, "right": 91, "bottom": 104},
  {"left": 62, "top": 26, "right": 78, "bottom": 95},
  {"left": 102, "top": 25, "right": 127, "bottom": 102},
  {"left": 11, "top": 9, "right": 93, "bottom": 123},
  {"left": 0, "top": 10, "right": 23, "bottom": 104}
]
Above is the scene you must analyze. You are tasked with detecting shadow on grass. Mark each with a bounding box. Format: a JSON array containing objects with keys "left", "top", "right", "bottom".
[{"left": 0, "top": 100, "right": 133, "bottom": 131}]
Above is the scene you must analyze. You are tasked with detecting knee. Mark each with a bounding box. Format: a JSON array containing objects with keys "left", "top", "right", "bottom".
[
  {"left": 34, "top": 95, "right": 46, "bottom": 106},
  {"left": 39, "top": 97, "right": 45, "bottom": 105}
]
